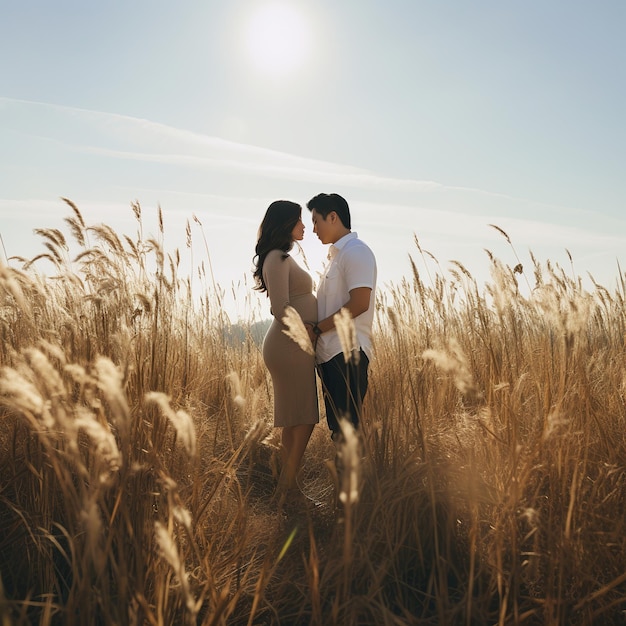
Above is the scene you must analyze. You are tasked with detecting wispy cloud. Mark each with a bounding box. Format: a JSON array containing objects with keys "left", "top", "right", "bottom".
[
  {"left": 0, "top": 96, "right": 444, "bottom": 193},
  {"left": 7, "top": 97, "right": 615, "bottom": 220}
]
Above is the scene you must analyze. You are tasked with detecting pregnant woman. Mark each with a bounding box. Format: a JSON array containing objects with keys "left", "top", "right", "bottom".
[{"left": 253, "top": 200, "right": 319, "bottom": 502}]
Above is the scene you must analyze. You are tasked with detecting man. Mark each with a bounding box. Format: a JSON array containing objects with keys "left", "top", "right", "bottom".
[{"left": 305, "top": 193, "right": 377, "bottom": 440}]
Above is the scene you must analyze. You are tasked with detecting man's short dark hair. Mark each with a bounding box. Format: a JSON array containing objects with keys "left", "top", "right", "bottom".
[{"left": 306, "top": 193, "right": 351, "bottom": 230}]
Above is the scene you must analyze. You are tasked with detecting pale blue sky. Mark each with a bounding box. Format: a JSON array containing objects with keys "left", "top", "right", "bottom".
[{"left": 1, "top": 1, "right": 625, "bottom": 317}]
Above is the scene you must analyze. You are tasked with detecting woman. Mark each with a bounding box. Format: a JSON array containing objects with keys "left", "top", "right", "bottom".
[{"left": 253, "top": 200, "right": 319, "bottom": 500}]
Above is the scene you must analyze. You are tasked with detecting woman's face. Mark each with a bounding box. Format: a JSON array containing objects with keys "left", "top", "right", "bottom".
[{"left": 291, "top": 215, "right": 305, "bottom": 241}]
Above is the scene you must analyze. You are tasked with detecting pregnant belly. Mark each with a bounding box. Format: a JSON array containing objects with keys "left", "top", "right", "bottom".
[{"left": 289, "top": 293, "right": 317, "bottom": 321}]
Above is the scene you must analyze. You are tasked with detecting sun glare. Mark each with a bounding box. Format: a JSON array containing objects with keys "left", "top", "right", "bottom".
[{"left": 242, "top": 2, "right": 313, "bottom": 78}]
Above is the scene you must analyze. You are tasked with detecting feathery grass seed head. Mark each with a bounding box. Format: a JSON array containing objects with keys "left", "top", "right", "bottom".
[
  {"left": 338, "top": 418, "right": 361, "bottom": 505},
  {"left": 225, "top": 371, "right": 246, "bottom": 408},
  {"left": 281, "top": 305, "right": 314, "bottom": 356},
  {"left": 145, "top": 391, "right": 197, "bottom": 456},
  {"left": 422, "top": 338, "right": 476, "bottom": 397},
  {"left": 334, "top": 307, "right": 359, "bottom": 364}
]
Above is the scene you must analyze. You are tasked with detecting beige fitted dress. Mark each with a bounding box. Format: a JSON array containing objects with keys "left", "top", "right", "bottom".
[{"left": 262, "top": 249, "right": 319, "bottom": 427}]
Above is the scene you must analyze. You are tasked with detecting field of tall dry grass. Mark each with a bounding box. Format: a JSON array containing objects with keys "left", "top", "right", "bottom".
[{"left": 1, "top": 200, "right": 625, "bottom": 625}]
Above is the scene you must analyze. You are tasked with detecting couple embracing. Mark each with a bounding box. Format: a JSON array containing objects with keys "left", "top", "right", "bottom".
[{"left": 252, "top": 193, "right": 377, "bottom": 503}]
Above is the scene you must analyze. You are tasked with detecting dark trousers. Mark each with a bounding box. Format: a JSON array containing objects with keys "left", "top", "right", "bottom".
[{"left": 318, "top": 349, "right": 369, "bottom": 436}]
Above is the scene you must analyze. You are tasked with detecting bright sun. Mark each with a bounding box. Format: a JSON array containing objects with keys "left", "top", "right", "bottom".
[{"left": 243, "top": 2, "right": 313, "bottom": 78}]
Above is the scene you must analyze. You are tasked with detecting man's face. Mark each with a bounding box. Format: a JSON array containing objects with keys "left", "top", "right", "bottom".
[{"left": 311, "top": 209, "right": 333, "bottom": 244}]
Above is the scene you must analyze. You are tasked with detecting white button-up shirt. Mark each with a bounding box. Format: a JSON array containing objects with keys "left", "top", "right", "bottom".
[{"left": 316, "top": 232, "right": 377, "bottom": 364}]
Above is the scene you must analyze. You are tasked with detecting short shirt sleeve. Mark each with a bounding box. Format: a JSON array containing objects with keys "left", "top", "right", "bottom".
[{"left": 341, "top": 244, "right": 376, "bottom": 292}]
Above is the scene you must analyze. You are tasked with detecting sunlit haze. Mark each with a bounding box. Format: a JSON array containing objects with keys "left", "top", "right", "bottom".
[
  {"left": 1, "top": 1, "right": 625, "bottom": 320},
  {"left": 242, "top": 2, "right": 314, "bottom": 78}
]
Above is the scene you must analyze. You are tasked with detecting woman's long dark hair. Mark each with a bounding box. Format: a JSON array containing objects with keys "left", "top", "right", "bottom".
[{"left": 253, "top": 200, "right": 302, "bottom": 293}]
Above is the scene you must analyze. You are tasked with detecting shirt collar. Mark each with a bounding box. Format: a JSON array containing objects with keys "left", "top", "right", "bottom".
[{"left": 329, "top": 232, "right": 357, "bottom": 259}]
